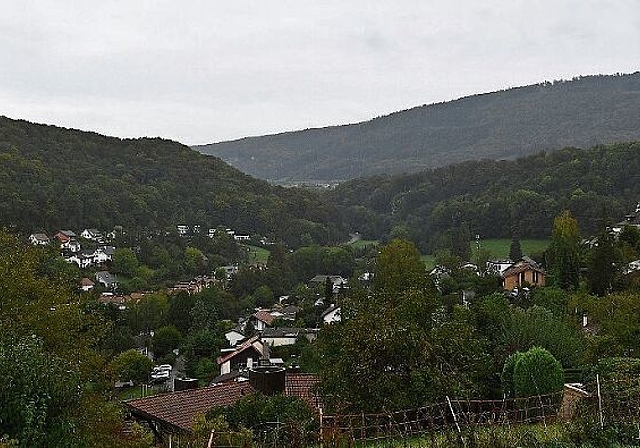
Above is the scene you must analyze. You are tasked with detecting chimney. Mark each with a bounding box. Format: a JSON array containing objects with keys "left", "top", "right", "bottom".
[{"left": 248, "top": 359, "right": 285, "bottom": 395}]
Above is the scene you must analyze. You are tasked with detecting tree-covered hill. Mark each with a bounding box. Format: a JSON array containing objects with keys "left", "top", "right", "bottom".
[
  {"left": 327, "top": 141, "right": 640, "bottom": 252},
  {"left": 0, "top": 116, "right": 345, "bottom": 246},
  {"left": 195, "top": 73, "right": 640, "bottom": 182}
]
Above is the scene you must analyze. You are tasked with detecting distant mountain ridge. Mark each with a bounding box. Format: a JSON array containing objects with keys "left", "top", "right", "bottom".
[{"left": 195, "top": 72, "right": 640, "bottom": 182}]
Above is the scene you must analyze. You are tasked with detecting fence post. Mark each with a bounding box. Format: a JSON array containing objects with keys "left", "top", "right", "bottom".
[
  {"left": 319, "top": 407, "right": 323, "bottom": 448},
  {"left": 447, "top": 396, "right": 461, "bottom": 434},
  {"left": 597, "top": 374, "right": 604, "bottom": 429}
]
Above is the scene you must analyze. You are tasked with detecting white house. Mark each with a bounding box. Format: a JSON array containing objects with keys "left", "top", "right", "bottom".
[
  {"left": 321, "top": 305, "right": 341, "bottom": 324},
  {"left": 233, "top": 234, "right": 250, "bottom": 241},
  {"left": 29, "top": 233, "right": 50, "bottom": 246},
  {"left": 224, "top": 330, "right": 245, "bottom": 347},
  {"left": 486, "top": 259, "right": 514, "bottom": 276},
  {"left": 81, "top": 228, "right": 103, "bottom": 241}
]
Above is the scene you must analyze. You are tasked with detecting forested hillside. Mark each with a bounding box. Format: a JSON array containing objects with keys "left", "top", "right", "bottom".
[
  {"left": 0, "top": 116, "right": 345, "bottom": 246},
  {"left": 328, "top": 142, "right": 640, "bottom": 252},
  {"left": 196, "top": 73, "right": 640, "bottom": 182}
]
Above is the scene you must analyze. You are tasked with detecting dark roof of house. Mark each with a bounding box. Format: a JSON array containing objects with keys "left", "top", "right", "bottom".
[
  {"left": 126, "top": 381, "right": 255, "bottom": 432},
  {"left": 501, "top": 259, "right": 545, "bottom": 278},
  {"left": 321, "top": 304, "right": 340, "bottom": 319},
  {"left": 282, "top": 304, "right": 302, "bottom": 314},
  {"left": 262, "top": 328, "right": 318, "bottom": 339},
  {"left": 101, "top": 245, "right": 116, "bottom": 255},
  {"left": 309, "top": 275, "right": 345, "bottom": 284},
  {"left": 211, "top": 370, "right": 250, "bottom": 385},
  {"left": 216, "top": 335, "right": 262, "bottom": 365}
]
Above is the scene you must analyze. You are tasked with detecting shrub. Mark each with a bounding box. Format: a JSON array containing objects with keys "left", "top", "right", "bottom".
[
  {"left": 501, "top": 351, "right": 524, "bottom": 398},
  {"left": 513, "top": 346, "right": 564, "bottom": 397}
]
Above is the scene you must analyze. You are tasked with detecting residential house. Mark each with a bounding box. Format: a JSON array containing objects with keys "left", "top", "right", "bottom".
[
  {"left": 216, "top": 336, "right": 265, "bottom": 375},
  {"left": 68, "top": 250, "right": 96, "bottom": 269},
  {"left": 94, "top": 246, "right": 115, "bottom": 264},
  {"left": 501, "top": 257, "right": 545, "bottom": 290},
  {"left": 81, "top": 228, "right": 103, "bottom": 242},
  {"left": 321, "top": 304, "right": 341, "bottom": 324},
  {"left": 251, "top": 310, "right": 275, "bottom": 331},
  {"left": 126, "top": 372, "right": 321, "bottom": 444},
  {"left": 54, "top": 230, "right": 77, "bottom": 244},
  {"left": 29, "top": 233, "right": 50, "bottom": 246},
  {"left": 95, "top": 271, "right": 118, "bottom": 290},
  {"left": 280, "top": 304, "right": 302, "bottom": 321},
  {"left": 177, "top": 225, "right": 189, "bottom": 237},
  {"left": 224, "top": 329, "right": 245, "bottom": 347},
  {"left": 486, "top": 259, "right": 514, "bottom": 276},
  {"left": 261, "top": 328, "right": 318, "bottom": 347},
  {"left": 233, "top": 234, "right": 250, "bottom": 241},
  {"left": 80, "top": 277, "right": 95, "bottom": 291},
  {"left": 309, "top": 275, "right": 347, "bottom": 294}
]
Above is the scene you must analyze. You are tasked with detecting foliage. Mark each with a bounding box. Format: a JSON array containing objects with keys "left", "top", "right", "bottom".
[
  {"left": 110, "top": 349, "right": 154, "bottom": 383},
  {"left": 0, "top": 232, "right": 149, "bottom": 447},
  {"left": 151, "top": 325, "right": 183, "bottom": 358},
  {"left": 547, "top": 210, "right": 581, "bottom": 290},
  {"left": 501, "top": 352, "right": 522, "bottom": 398},
  {"left": 199, "top": 73, "right": 640, "bottom": 182},
  {"left": 329, "top": 142, "right": 640, "bottom": 252},
  {"left": 501, "top": 305, "right": 585, "bottom": 367},
  {"left": 207, "top": 393, "right": 317, "bottom": 448},
  {"left": 512, "top": 347, "right": 564, "bottom": 398},
  {"left": 0, "top": 116, "right": 346, "bottom": 247},
  {"left": 317, "top": 240, "right": 489, "bottom": 412}
]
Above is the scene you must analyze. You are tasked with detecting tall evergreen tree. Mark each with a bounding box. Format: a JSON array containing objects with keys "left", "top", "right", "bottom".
[{"left": 547, "top": 210, "right": 581, "bottom": 290}]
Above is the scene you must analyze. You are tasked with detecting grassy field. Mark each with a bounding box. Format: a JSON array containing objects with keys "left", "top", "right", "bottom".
[
  {"left": 348, "top": 239, "right": 379, "bottom": 249},
  {"left": 477, "top": 238, "right": 550, "bottom": 259},
  {"left": 421, "top": 239, "right": 549, "bottom": 270},
  {"left": 243, "top": 244, "right": 270, "bottom": 264}
]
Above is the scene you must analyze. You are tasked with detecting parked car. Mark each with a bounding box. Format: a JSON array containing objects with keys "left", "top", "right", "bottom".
[{"left": 150, "top": 364, "right": 172, "bottom": 382}]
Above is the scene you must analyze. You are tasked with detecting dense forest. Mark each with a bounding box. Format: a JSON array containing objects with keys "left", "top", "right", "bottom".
[
  {"left": 329, "top": 141, "right": 640, "bottom": 253},
  {"left": 196, "top": 73, "right": 640, "bottom": 182},
  {"left": 0, "top": 116, "right": 346, "bottom": 247}
]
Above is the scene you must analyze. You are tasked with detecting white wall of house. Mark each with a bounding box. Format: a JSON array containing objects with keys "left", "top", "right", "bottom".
[{"left": 323, "top": 308, "right": 341, "bottom": 324}]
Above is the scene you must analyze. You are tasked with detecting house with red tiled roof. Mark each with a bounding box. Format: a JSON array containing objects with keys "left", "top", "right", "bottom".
[
  {"left": 126, "top": 381, "right": 255, "bottom": 442},
  {"left": 125, "top": 369, "right": 321, "bottom": 444},
  {"left": 251, "top": 309, "right": 275, "bottom": 331}
]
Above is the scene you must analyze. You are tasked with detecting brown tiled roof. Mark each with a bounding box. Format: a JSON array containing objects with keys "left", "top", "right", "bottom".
[
  {"left": 126, "top": 382, "right": 256, "bottom": 432},
  {"left": 126, "top": 373, "right": 322, "bottom": 433},
  {"left": 216, "top": 335, "right": 262, "bottom": 365},
  {"left": 253, "top": 310, "right": 275, "bottom": 325},
  {"left": 501, "top": 260, "right": 545, "bottom": 279},
  {"left": 285, "top": 373, "right": 322, "bottom": 409},
  {"left": 80, "top": 277, "right": 95, "bottom": 287}
]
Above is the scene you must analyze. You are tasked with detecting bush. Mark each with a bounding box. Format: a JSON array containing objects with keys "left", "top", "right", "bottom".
[
  {"left": 513, "top": 346, "right": 564, "bottom": 397},
  {"left": 501, "top": 352, "right": 524, "bottom": 398}
]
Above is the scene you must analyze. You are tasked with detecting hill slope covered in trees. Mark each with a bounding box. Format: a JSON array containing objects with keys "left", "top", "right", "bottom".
[
  {"left": 196, "top": 73, "right": 640, "bottom": 182},
  {"left": 0, "top": 116, "right": 345, "bottom": 246},
  {"left": 328, "top": 141, "right": 640, "bottom": 253}
]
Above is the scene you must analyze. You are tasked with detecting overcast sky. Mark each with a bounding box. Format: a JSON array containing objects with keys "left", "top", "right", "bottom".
[{"left": 1, "top": 1, "right": 639, "bottom": 145}]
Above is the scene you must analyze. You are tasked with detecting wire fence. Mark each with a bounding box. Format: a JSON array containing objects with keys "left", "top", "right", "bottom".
[
  {"left": 189, "top": 377, "right": 640, "bottom": 447},
  {"left": 320, "top": 392, "right": 562, "bottom": 445}
]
